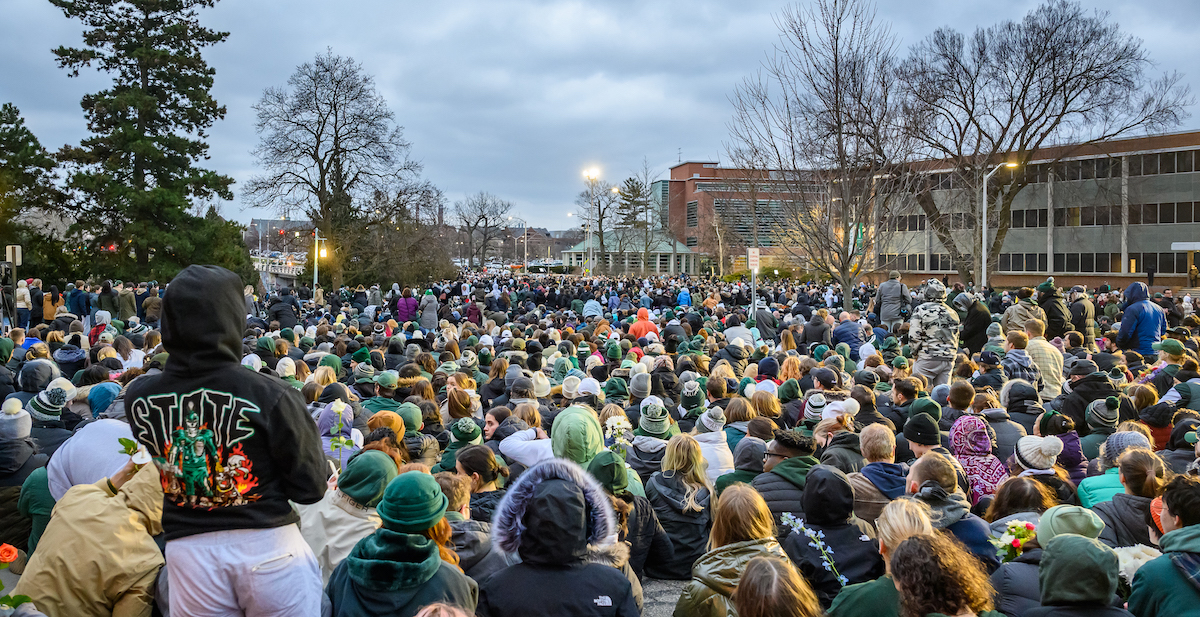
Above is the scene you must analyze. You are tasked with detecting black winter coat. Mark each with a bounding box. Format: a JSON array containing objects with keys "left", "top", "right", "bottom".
[
  {"left": 1058, "top": 374, "right": 1128, "bottom": 438},
  {"left": 1039, "top": 291, "right": 1071, "bottom": 340},
  {"left": 0, "top": 438, "right": 48, "bottom": 551},
  {"left": 644, "top": 471, "right": 712, "bottom": 580},
  {"left": 621, "top": 493, "right": 674, "bottom": 581},
  {"left": 751, "top": 457, "right": 814, "bottom": 542},
  {"left": 982, "top": 408, "right": 1028, "bottom": 464},
  {"left": 713, "top": 344, "right": 748, "bottom": 378},
  {"left": 960, "top": 301, "right": 993, "bottom": 354},
  {"left": 1095, "top": 493, "right": 1154, "bottom": 548},
  {"left": 783, "top": 465, "right": 883, "bottom": 608},
  {"left": 799, "top": 316, "right": 832, "bottom": 354},
  {"left": 267, "top": 299, "right": 298, "bottom": 329}
]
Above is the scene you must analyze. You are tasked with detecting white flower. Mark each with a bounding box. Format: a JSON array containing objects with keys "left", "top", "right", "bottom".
[
  {"left": 998, "top": 533, "right": 1015, "bottom": 547},
  {"left": 837, "top": 575, "right": 849, "bottom": 586},
  {"left": 860, "top": 534, "right": 871, "bottom": 542}
]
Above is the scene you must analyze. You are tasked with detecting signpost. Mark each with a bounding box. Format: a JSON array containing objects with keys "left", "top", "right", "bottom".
[{"left": 748, "top": 248, "right": 760, "bottom": 323}]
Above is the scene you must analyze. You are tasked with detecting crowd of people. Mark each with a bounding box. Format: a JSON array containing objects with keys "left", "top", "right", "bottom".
[{"left": 3, "top": 264, "right": 1200, "bottom": 617}]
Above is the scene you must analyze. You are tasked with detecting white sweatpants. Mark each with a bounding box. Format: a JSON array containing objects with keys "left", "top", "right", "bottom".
[{"left": 166, "top": 525, "right": 321, "bottom": 617}]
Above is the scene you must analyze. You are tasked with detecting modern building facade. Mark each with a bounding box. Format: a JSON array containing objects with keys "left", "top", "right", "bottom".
[
  {"left": 664, "top": 131, "right": 1200, "bottom": 287},
  {"left": 881, "top": 131, "right": 1200, "bottom": 287}
]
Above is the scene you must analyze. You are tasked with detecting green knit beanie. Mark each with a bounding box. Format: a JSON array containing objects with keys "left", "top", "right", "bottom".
[
  {"left": 396, "top": 402, "right": 423, "bottom": 436},
  {"left": 338, "top": 450, "right": 397, "bottom": 508},
  {"left": 377, "top": 471, "right": 447, "bottom": 532}
]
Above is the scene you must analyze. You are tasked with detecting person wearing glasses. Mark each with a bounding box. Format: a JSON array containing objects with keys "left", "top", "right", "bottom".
[{"left": 752, "top": 430, "right": 819, "bottom": 543}]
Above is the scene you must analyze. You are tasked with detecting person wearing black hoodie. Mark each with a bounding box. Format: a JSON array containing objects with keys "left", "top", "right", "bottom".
[
  {"left": 0, "top": 398, "right": 48, "bottom": 552},
  {"left": 784, "top": 465, "right": 883, "bottom": 608},
  {"left": 127, "top": 265, "right": 327, "bottom": 615},
  {"left": 479, "top": 458, "right": 639, "bottom": 617}
]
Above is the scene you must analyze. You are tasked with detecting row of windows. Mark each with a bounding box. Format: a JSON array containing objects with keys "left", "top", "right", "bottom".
[
  {"left": 1008, "top": 202, "right": 1200, "bottom": 228},
  {"left": 686, "top": 202, "right": 698, "bottom": 227},
  {"left": 930, "top": 150, "right": 1200, "bottom": 190},
  {"left": 1129, "top": 252, "right": 1198, "bottom": 274},
  {"left": 998, "top": 253, "right": 1050, "bottom": 272},
  {"left": 879, "top": 251, "right": 1199, "bottom": 274},
  {"left": 882, "top": 215, "right": 928, "bottom": 232},
  {"left": 1049, "top": 252, "right": 1197, "bottom": 274}
]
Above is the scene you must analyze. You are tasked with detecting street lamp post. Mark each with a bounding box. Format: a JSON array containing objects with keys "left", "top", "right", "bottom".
[
  {"left": 583, "top": 168, "right": 599, "bottom": 275},
  {"left": 981, "top": 162, "right": 1019, "bottom": 289},
  {"left": 509, "top": 216, "right": 528, "bottom": 272},
  {"left": 313, "top": 229, "right": 323, "bottom": 290}
]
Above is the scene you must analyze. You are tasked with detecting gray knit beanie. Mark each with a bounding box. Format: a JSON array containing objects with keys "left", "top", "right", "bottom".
[{"left": 630, "top": 372, "right": 652, "bottom": 399}]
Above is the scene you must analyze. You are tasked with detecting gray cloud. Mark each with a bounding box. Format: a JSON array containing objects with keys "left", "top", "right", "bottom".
[{"left": 2, "top": 0, "right": 1197, "bottom": 230}]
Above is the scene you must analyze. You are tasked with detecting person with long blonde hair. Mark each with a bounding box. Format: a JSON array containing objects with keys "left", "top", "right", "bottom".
[
  {"left": 645, "top": 434, "right": 713, "bottom": 580},
  {"left": 674, "top": 485, "right": 786, "bottom": 617}
]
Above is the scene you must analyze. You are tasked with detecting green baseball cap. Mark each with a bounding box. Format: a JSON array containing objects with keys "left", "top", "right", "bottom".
[{"left": 1153, "top": 338, "right": 1186, "bottom": 356}]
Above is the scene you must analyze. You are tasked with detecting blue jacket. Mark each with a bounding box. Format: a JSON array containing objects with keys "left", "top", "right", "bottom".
[
  {"left": 677, "top": 289, "right": 691, "bottom": 306},
  {"left": 947, "top": 513, "right": 1001, "bottom": 573},
  {"left": 832, "top": 320, "right": 865, "bottom": 361},
  {"left": 1116, "top": 282, "right": 1166, "bottom": 356},
  {"left": 67, "top": 289, "right": 89, "bottom": 317}
]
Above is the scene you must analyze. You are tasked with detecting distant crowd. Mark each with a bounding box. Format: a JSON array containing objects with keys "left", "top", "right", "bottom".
[{"left": 2, "top": 266, "right": 1200, "bottom": 617}]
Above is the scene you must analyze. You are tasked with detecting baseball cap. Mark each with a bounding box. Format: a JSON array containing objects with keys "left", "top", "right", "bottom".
[{"left": 1153, "top": 339, "right": 1185, "bottom": 356}]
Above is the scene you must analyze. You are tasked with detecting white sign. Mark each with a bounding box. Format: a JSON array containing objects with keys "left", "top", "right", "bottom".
[
  {"left": 747, "top": 248, "right": 760, "bottom": 272},
  {"left": 1171, "top": 242, "right": 1200, "bottom": 251},
  {"left": 5, "top": 245, "right": 21, "bottom": 267}
]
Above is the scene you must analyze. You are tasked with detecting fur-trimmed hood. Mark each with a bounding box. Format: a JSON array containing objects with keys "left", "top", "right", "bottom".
[{"left": 491, "top": 458, "right": 616, "bottom": 566}]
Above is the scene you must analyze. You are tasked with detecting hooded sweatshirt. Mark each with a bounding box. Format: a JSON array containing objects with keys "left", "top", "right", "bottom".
[
  {"left": 848, "top": 461, "right": 908, "bottom": 527},
  {"left": 1028, "top": 534, "right": 1127, "bottom": 617},
  {"left": 1128, "top": 524, "right": 1200, "bottom": 617},
  {"left": 1116, "top": 282, "right": 1167, "bottom": 356},
  {"left": 911, "top": 480, "right": 999, "bottom": 571},
  {"left": 325, "top": 527, "right": 478, "bottom": 616},
  {"left": 784, "top": 465, "right": 883, "bottom": 607},
  {"left": 127, "top": 265, "right": 326, "bottom": 540}
]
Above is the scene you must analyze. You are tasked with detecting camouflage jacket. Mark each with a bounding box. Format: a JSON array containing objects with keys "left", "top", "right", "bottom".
[{"left": 909, "top": 301, "right": 961, "bottom": 360}]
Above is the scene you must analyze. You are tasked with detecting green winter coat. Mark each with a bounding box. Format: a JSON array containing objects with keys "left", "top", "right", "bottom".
[
  {"left": 672, "top": 538, "right": 787, "bottom": 617},
  {"left": 1128, "top": 524, "right": 1200, "bottom": 617}
]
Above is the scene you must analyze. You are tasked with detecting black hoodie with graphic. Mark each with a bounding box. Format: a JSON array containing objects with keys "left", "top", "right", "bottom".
[{"left": 128, "top": 265, "right": 326, "bottom": 541}]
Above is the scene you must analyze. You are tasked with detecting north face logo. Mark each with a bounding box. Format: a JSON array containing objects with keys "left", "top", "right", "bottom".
[{"left": 593, "top": 596, "right": 612, "bottom": 607}]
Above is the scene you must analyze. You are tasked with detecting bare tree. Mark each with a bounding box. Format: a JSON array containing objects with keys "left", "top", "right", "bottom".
[
  {"left": 245, "top": 49, "right": 433, "bottom": 288},
  {"left": 575, "top": 178, "right": 619, "bottom": 273},
  {"left": 729, "top": 0, "right": 918, "bottom": 307},
  {"left": 453, "top": 192, "right": 512, "bottom": 268},
  {"left": 898, "top": 0, "right": 1191, "bottom": 284}
]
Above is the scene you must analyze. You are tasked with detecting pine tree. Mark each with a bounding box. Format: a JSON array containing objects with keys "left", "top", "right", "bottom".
[{"left": 51, "top": 0, "right": 234, "bottom": 279}]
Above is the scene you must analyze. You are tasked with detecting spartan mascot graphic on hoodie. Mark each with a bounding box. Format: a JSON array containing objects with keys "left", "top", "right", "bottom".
[{"left": 130, "top": 387, "right": 263, "bottom": 508}]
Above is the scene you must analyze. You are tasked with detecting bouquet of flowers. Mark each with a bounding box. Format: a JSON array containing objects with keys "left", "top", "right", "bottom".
[
  {"left": 0, "top": 543, "right": 32, "bottom": 613},
  {"left": 991, "top": 520, "right": 1037, "bottom": 562},
  {"left": 604, "top": 415, "right": 633, "bottom": 459}
]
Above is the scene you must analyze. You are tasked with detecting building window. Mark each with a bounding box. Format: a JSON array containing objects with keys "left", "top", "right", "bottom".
[
  {"left": 686, "top": 236, "right": 697, "bottom": 247},
  {"left": 1000, "top": 253, "right": 1046, "bottom": 272},
  {"left": 686, "top": 202, "right": 697, "bottom": 227}
]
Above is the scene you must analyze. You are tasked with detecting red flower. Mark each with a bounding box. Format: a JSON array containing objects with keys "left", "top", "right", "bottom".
[
  {"left": 1025, "top": 522, "right": 1036, "bottom": 531},
  {"left": 0, "top": 543, "right": 17, "bottom": 564},
  {"left": 1011, "top": 538, "right": 1022, "bottom": 548}
]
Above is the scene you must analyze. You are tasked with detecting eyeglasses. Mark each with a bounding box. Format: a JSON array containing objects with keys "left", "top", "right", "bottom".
[{"left": 763, "top": 451, "right": 791, "bottom": 461}]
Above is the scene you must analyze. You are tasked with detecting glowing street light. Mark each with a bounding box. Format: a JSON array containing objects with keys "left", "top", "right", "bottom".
[{"left": 981, "top": 162, "right": 1020, "bottom": 289}]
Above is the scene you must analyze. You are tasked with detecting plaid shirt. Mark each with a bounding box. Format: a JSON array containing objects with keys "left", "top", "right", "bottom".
[{"left": 1026, "top": 337, "right": 1064, "bottom": 399}]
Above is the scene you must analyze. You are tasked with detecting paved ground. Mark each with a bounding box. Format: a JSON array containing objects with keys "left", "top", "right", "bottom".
[{"left": 641, "top": 578, "right": 687, "bottom": 617}]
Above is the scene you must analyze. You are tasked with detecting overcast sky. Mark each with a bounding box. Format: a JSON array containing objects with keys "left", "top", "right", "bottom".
[{"left": 3, "top": 0, "right": 1198, "bottom": 230}]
